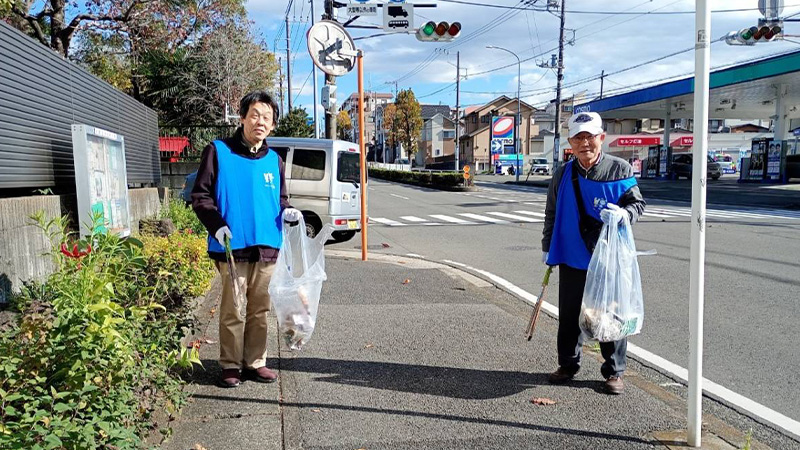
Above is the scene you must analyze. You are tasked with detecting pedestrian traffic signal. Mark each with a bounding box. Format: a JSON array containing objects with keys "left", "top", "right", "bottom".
[
  {"left": 725, "top": 22, "right": 782, "bottom": 45},
  {"left": 416, "top": 21, "right": 461, "bottom": 42}
]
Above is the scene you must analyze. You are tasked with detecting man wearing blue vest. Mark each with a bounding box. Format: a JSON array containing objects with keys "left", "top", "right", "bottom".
[
  {"left": 192, "top": 91, "right": 301, "bottom": 388},
  {"left": 542, "top": 111, "right": 646, "bottom": 395}
]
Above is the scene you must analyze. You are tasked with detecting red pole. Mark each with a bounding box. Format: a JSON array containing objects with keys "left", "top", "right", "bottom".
[{"left": 358, "top": 51, "right": 368, "bottom": 261}]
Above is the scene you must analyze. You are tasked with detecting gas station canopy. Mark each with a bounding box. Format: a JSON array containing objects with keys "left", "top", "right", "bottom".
[{"left": 574, "top": 50, "right": 800, "bottom": 121}]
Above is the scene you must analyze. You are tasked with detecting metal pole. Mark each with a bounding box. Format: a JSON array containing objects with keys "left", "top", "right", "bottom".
[
  {"left": 516, "top": 54, "right": 521, "bottom": 183},
  {"left": 323, "top": 0, "right": 336, "bottom": 139},
  {"left": 278, "top": 57, "right": 285, "bottom": 115},
  {"left": 455, "top": 51, "right": 461, "bottom": 171},
  {"left": 358, "top": 51, "right": 368, "bottom": 262},
  {"left": 600, "top": 70, "right": 605, "bottom": 99},
  {"left": 688, "top": 0, "right": 710, "bottom": 446},
  {"left": 553, "top": 0, "right": 566, "bottom": 169},
  {"left": 310, "top": 0, "right": 319, "bottom": 138},
  {"left": 286, "top": 16, "right": 292, "bottom": 112}
]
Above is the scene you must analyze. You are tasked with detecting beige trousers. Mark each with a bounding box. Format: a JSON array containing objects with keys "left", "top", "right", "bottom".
[{"left": 216, "top": 261, "right": 275, "bottom": 370}]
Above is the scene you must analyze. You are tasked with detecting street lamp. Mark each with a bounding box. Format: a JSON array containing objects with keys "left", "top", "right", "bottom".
[{"left": 486, "top": 45, "right": 521, "bottom": 182}]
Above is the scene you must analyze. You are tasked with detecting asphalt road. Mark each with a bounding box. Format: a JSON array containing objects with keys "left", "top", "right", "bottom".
[{"left": 328, "top": 178, "right": 800, "bottom": 430}]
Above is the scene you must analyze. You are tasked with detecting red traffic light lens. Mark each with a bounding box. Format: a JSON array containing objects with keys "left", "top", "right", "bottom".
[
  {"left": 435, "top": 22, "right": 449, "bottom": 36},
  {"left": 448, "top": 22, "right": 461, "bottom": 36}
]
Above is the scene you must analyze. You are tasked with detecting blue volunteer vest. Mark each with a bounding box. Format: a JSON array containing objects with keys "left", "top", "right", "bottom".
[
  {"left": 546, "top": 160, "right": 637, "bottom": 270},
  {"left": 207, "top": 140, "right": 283, "bottom": 253}
]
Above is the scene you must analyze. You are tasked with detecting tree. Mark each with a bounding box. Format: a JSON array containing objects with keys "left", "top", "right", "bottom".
[
  {"left": 4, "top": 0, "right": 244, "bottom": 57},
  {"left": 394, "top": 89, "right": 423, "bottom": 159},
  {"left": 337, "top": 110, "right": 352, "bottom": 141},
  {"left": 383, "top": 104, "right": 398, "bottom": 151},
  {"left": 274, "top": 107, "right": 314, "bottom": 138}
]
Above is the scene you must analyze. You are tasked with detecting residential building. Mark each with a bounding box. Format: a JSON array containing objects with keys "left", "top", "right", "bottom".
[
  {"left": 340, "top": 91, "right": 393, "bottom": 147},
  {"left": 459, "top": 95, "right": 538, "bottom": 172},
  {"left": 418, "top": 104, "right": 455, "bottom": 167}
]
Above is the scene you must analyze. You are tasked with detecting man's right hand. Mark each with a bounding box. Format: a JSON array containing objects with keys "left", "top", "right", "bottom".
[{"left": 215, "top": 226, "right": 232, "bottom": 246}]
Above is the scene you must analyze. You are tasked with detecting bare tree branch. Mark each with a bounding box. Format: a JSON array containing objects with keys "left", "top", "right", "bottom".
[{"left": 10, "top": 4, "right": 48, "bottom": 45}]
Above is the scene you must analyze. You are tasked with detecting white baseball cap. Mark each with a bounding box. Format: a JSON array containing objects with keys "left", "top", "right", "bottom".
[{"left": 568, "top": 112, "right": 604, "bottom": 138}]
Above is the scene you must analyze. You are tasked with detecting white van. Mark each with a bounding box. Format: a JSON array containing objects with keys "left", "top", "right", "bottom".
[{"left": 266, "top": 137, "right": 362, "bottom": 243}]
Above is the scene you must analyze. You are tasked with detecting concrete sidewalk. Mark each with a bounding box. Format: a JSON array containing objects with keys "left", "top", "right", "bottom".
[{"left": 160, "top": 251, "right": 784, "bottom": 450}]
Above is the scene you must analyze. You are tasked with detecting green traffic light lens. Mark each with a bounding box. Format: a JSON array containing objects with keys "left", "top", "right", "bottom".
[{"left": 423, "top": 22, "right": 436, "bottom": 35}]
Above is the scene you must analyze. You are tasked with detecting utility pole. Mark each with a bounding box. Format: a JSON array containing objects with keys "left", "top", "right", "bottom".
[
  {"left": 553, "top": 0, "right": 566, "bottom": 169},
  {"left": 599, "top": 70, "right": 605, "bottom": 99},
  {"left": 323, "top": 0, "right": 337, "bottom": 139},
  {"left": 278, "top": 57, "right": 285, "bottom": 114},
  {"left": 310, "top": 0, "right": 319, "bottom": 138},
  {"left": 455, "top": 51, "right": 461, "bottom": 171},
  {"left": 285, "top": 15, "right": 293, "bottom": 112}
]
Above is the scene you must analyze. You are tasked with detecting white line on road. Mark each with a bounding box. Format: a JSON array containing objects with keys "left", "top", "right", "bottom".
[
  {"left": 458, "top": 213, "right": 510, "bottom": 224},
  {"left": 390, "top": 193, "right": 410, "bottom": 200},
  {"left": 488, "top": 212, "right": 544, "bottom": 223},
  {"left": 514, "top": 210, "right": 546, "bottom": 218},
  {"left": 429, "top": 214, "right": 476, "bottom": 224},
  {"left": 641, "top": 212, "right": 673, "bottom": 218},
  {"left": 400, "top": 216, "right": 428, "bottom": 222},
  {"left": 370, "top": 218, "right": 406, "bottom": 226},
  {"left": 440, "top": 259, "right": 800, "bottom": 441}
]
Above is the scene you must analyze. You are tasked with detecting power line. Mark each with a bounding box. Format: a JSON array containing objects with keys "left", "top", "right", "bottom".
[
  {"left": 293, "top": 68, "right": 314, "bottom": 106},
  {"left": 417, "top": 82, "right": 457, "bottom": 99},
  {"left": 436, "top": 0, "right": 800, "bottom": 15}
]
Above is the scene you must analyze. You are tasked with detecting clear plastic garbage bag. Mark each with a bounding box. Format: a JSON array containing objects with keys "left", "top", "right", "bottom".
[
  {"left": 579, "top": 208, "right": 644, "bottom": 342},
  {"left": 268, "top": 216, "right": 333, "bottom": 350}
]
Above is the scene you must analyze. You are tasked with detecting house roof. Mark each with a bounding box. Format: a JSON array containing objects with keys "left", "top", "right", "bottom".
[{"left": 421, "top": 104, "right": 452, "bottom": 120}]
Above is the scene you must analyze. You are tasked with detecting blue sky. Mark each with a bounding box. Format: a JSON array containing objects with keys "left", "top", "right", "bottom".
[{"left": 247, "top": 0, "right": 800, "bottom": 125}]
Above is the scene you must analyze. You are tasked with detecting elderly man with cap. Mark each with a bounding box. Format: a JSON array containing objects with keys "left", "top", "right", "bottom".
[{"left": 541, "top": 111, "right": 646, "bottom": 395}]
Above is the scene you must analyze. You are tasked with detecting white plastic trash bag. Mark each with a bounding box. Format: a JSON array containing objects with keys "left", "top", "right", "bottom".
[
  {"left": 268, "top": 216, "right": 333, "bottom": 350},
  {"left": 579, "top": 208, "right": 644, "bottom": 342}
]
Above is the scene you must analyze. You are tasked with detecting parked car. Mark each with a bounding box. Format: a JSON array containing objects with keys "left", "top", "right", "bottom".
[
  {"left": 530, "top": 158, "right": 550, "bottom": 175},
  {"left": 181, "top": 138, "right": 363, "bottom": 243},
  {"left": 670, "top": 154, "right": 722, "bottom": 180}
]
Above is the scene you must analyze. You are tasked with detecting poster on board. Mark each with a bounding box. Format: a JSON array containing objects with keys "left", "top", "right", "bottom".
[{"left": 72, "top": 125, "right": 131, "bottom": 237}]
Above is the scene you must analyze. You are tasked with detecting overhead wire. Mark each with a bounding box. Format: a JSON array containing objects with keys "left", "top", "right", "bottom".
[{"left": 436, "top": 0, "right": 800, "bottom": 15}]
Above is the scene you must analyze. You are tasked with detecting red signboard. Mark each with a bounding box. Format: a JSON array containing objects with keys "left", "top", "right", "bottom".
[
  {"left": 671, "top": 136, "right": 693, "bottom": 147},
  {"left": 612, "top": 136, "right": 661, "bottom": 147}
]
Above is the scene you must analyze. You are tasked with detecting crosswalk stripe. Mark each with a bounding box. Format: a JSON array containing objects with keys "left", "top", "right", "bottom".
[
  {"left": 642, "top": 211, "right": 672, "bottom": 218},
  {"left": 459, "top": 213, "right": 510, "bottom": 224},
  {"left": 430, "top": 214, "right": 476, "bottom": 224},
  {"left": 648, "top": 208, "right": 692, "bottom": 217},
  {"left": 370, "top": 218, "right": 405, "bottom": 226},
  {"left": 400, "top": 216, "right": 428, "bottom": 222},
  {"left": 487, "top": 212, "right": 543, "bottom": 222},
  {"left": 514, "top": 210, "right": 546, "bottom": 218}
]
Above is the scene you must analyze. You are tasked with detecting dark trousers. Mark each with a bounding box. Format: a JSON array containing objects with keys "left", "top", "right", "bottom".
[{"left": 557, "top": 264, "right": 627, "bottom": 379}]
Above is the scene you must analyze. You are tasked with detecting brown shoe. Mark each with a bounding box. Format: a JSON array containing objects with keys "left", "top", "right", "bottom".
[
  {"left": 548, "top": 366, "right": 579, "bottom": 384},
  {"left": 244, "top": 366, "right": 278, "bottom": 383},
  {"left": 218, "top": 368, "right": 241, "bottom": 388},
  {"left": 604, "top": 376, "right": 624, "bottom": 395}
]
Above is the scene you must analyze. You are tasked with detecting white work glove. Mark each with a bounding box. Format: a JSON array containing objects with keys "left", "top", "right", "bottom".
[
  {"left": 215, "top": 226, "right": 232, "bottom": 246},
  {"left": 600, "top": 203, "right": 627, "bottom": 225},
  {"left": 541, "top": 251, "right": 549, "bottom": 265},
  {"left": 282, "top": 208, "right": 302, "bottom": 223}
]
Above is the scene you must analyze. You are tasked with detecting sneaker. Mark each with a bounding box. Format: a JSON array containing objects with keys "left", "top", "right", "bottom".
[
  {"left": 244, "top": 366, "right": 278, "bottom": 383},
  {"left": 548, "top": 366, "right": 579, "bottom": 384},
  {"left": 604, "top": 376, "right": 624, "bottom": 395},
  {"left": 218, "top": 368, "right": 241, "bottom": 388}
]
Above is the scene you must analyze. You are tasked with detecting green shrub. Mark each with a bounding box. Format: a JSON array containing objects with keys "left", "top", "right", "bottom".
[
  {"left": 0, "top": 212, "right": 213, "bottom": 449},
  {"left": 161, "top": 198, "right": 206, "bottom": 235},
  {"left": 368, "top": 168, "right": 465, "bottom": 188}
]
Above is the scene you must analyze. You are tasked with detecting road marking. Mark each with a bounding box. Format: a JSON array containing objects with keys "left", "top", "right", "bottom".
[
  {"left": 406, "top": 253, "right": 425, "bottom": 258},
  {"left": 458, "top": 213, "right": 510, "bottom": 224},
  {"left": 400, "top": 216, "right": 428, "bottom": 222},
  {"left": 430, "top": 214, "right": 475, "bottom": 224},
  {"left": 440, "top": 259, "right": 800, "bottom": 441},
  {"left": 370, "top": 218, "right": 405, "bottom": 226},
  {"left": 641, "top": 211, "right": 673, "bottom": 218},
  {"left": 514, "top": 210, "right": 546, "bottom": 218},
  {"left": 390, "top": 193, "right": 410, "bottom": 200},
  {"left": 488, "top": 212, "right": 543, "bottom": 223}
]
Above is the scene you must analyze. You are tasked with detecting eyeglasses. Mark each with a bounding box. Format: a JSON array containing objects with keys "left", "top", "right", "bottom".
[{"left": 570, "top": 134, "right": 599, "bottom": 142}]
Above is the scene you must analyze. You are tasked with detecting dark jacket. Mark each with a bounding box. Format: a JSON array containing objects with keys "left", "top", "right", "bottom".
[
  {"left": 542, "top": 153, "right": 646, "bottom": 253},
  {"left": 191, "top": 128, "right": 291, "bottom": 262}
]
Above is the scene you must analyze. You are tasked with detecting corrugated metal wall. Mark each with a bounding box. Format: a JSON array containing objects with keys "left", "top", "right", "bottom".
[{"left": 0, "top": 21, "right": 160, "bottom": 190}]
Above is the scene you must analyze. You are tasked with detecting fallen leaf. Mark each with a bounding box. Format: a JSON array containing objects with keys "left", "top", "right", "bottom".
[
  {"left": 402, "top": 279, "right": 411, "bottom": 284},
  {"left": 364, "top": 344, "right": 374, "bottom": 349},
  {"left": 202, "top": 338, "right": 217, "bottom": 344},
  {"left": 381, "top": 242, "right": 391, "bottom": 248},
  {"left": 398, "top": 261, "right": 406, "bottom": 264},
  {"left": 193, "top": 444, "right": 208, "bottom": 450},
  {"left": 530, "top": 397, "right": 557, "bottom": 405},
  {"left": 311, "top": 409, "right": 321, "bottom": 413}
]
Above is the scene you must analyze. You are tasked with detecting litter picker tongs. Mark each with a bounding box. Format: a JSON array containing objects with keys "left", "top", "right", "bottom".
[
  {"left": 526, "top": 266, "right": 553, "bottom": 340},
  {"left": 224, "top": 236, "right": 247, "bottom": 319}
]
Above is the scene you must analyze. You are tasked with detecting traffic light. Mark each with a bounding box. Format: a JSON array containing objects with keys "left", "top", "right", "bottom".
[
  {"left": 725, "top": 21, "right": 782, "bottom": 45},
  {"left": 416, "top": 21, "right": 461, "bottom": 42}
]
